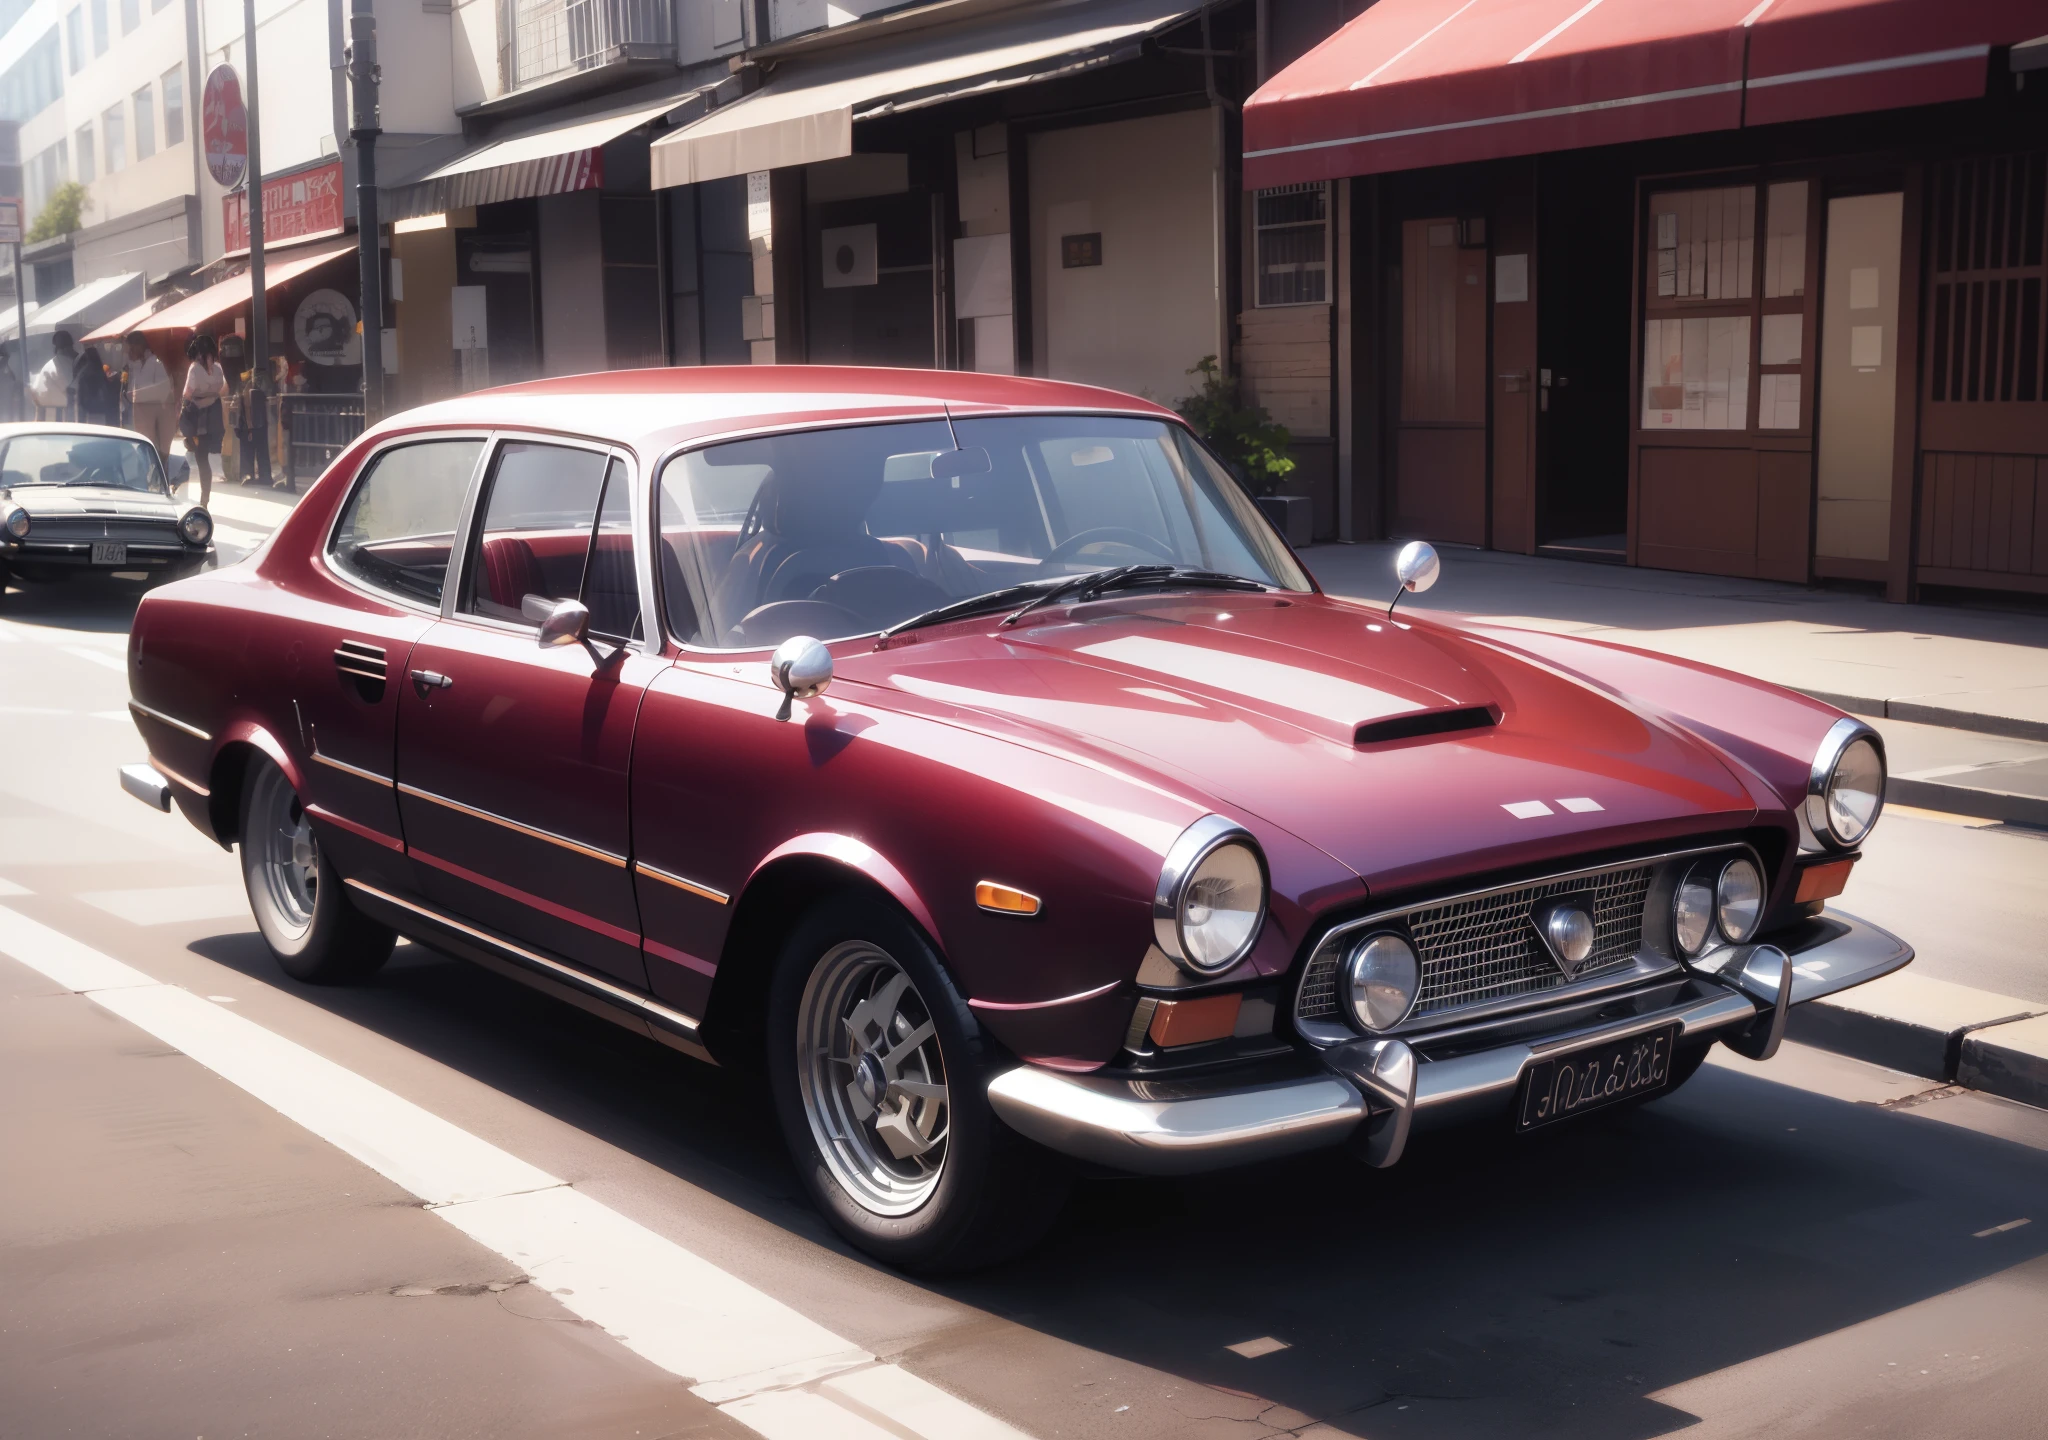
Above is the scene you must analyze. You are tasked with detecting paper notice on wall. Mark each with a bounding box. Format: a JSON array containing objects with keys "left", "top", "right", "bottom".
[
  {"left": 1657, "top": 249, "right": 1676, "bottom": 296},
  {"left": 1495, "top": 253, "right": 1528, "bottom": 303},
  {"left": 1656, "top": 211, "right": 1677, "bottom": 249},
  {"left": 1850, "top": 324, "right": 1884, "bottom": 369},
  {"left": 746, "top": 171, "right": 772, "bottom": 240},
  {"left": 953, "top": 233, "right": 1012, "bottom": 319},
  {"left": 1849, "top": 266, "right": 1880, "bottom": 310},
  {"left": 450, "top": 286, "right": 488, "bottom": 351}
]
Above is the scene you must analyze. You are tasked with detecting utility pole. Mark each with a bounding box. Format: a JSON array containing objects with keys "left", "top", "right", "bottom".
[
  {"left": 242, "top": 0, "right": 273, "bottom": 487},
  {"left": 348, "top": 0, "right": 383, "bottom": 423}
]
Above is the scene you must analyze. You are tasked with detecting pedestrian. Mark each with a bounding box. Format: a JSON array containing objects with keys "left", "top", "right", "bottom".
[
  {"left": 32, "top": 331, "right": 75, "bottom": 418},
  {"left": 0, "top": 342, "right": 26, "bottom": 421},
  {"left": 73, "top": 341, "right": 119, "bottom": 426},
  {"left": 124, "top": 331, "right": 175, "bottom": 464},
  {"left": 180, "top": 332, "right": 227, "bottom": 507}
]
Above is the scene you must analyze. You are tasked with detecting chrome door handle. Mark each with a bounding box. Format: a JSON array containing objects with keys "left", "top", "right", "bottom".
[{"left": 409, "top": 669, "right": 453, "bottom": 697}]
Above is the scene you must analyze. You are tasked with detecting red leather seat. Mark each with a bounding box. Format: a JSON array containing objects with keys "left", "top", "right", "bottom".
[{"left": 478, "top": 534, "right": 544, "bottom": 612}]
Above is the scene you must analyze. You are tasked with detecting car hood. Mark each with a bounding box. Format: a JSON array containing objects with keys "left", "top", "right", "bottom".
[
  {"left": 1, "top": 484, "right": 182, "bottom": 516},
  {"left": 842, "top": 593, "right": 1763, "bottom": 896}
]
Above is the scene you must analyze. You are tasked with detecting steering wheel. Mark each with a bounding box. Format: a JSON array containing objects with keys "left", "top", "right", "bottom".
[{"left": 1041, "top": 527, "right": 1177, "bottom": 568}]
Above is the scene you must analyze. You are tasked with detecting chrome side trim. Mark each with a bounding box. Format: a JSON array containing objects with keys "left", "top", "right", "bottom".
[
  {"left": 968, "top": 979, "right": 1123, "bottom": 1013},
  {"left": 149, "top": 754, "right": 210, "bottom": 797},
  {"left": 633, "top": 861, "right": 729, "bottom": 904},
  {"left": 396, "top": 782, "right": 627, "bottom": 867},
  {"left": 128, "top": 699, "right": 209, "bottom": 741},
  {"left": 343, "top": 879, "right": 706, "bottom": 1043},
  {"left": 311, "top": 749, "right": 394, "bottom": 788}
]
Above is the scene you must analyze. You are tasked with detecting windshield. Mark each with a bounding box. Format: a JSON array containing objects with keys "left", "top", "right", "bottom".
[
  {"left": 657, "top": 415, "right": 1310, "bottom": 649},
  {"left": 0, "top": 432, "right": 167, "bottom": 494}
]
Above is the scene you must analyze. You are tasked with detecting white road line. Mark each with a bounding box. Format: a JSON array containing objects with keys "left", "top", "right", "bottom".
[
  {"left": 80, "top": 883, "right": 254, "bottom": 925},
  {"left": 0, "top": 902, "right": 1033, "bottom": 1440},
  {"left": 64, "top": 646, "right": 128, "bottom": 672}
]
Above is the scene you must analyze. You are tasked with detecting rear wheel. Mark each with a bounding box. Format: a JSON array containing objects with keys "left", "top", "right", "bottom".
[
  {"left": 768, "top": 894, "right": 1068, "bottom": 1272},
  {"left": 239, "top": 755, "right": 394, "bottom": 984}
]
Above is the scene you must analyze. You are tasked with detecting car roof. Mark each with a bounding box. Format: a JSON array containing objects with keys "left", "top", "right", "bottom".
[
  {"left": 0, "top": 422, "right": 158, "bottom": 444},
  {"left": 366, "top": 365, "right": 1186, "bottom": 457}
]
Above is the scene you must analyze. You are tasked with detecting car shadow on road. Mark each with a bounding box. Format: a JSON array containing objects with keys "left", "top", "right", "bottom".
[
  {"left": 187, "top": 929, "right": 2048, "bottom": 1440},
  {"left": 0, "top": 575, "right": 144, "bottom": 632}
]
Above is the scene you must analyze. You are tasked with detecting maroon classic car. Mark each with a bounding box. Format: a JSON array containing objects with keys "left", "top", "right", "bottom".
[{"left": 120, "top": 366, "right": 1905, "bottom": 1270}]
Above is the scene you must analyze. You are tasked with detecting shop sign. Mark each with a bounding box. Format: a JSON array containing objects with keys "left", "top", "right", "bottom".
[
  {"left": 202, "top": 65, "right": 248, "bottom": 190},
  {"left": 224, "top": 160, "right": 345, "bottom": 254},
  {"left": 0, "top": 199, "right": 20, "bottom": 246}
]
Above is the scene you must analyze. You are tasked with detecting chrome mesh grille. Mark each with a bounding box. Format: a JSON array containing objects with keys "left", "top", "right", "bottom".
[
  {"left": 1297, "top": 865, "right": 1654, "bottom": 1024},
  {"left": 28, "top": 516, "right": 182, "bottom": 544}
]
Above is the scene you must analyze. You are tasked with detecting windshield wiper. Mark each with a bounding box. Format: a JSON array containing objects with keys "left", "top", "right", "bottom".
[
  {"left": 877, "top": 575, "right": 1082, "bottom": 640},
  {"left": 1002, "top": 565, "right": 1269, "bottom": 627}
]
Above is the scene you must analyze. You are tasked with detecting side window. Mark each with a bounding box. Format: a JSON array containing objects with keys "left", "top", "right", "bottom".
[
  {"left": 461, "top": 442, "right": 609, "bottom": 625},
  {"left": 329, "top": 439, "right": 482, "bottom": 606}
]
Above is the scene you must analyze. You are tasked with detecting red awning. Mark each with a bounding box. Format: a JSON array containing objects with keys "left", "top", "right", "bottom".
[{"left": 1245, "top": 0, "right": 2041, "bottom": 188}]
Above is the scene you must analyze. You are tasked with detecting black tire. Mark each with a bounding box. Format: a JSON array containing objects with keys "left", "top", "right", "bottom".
[
  {"left": 767, "top": 893, "right": 1069, "bottom": 1273},
  {"left": 238, "top": 754, "right": 394, "bottom": 984}
]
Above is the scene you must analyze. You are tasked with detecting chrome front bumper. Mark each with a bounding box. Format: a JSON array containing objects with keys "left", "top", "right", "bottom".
[{"left": 987, "top": 909, "right": 1911, "bottom": 1177}]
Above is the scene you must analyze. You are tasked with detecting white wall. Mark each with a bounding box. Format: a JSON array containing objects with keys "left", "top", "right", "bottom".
[{"left": 1029, "top": 107, "right": 1220, "bottom": 406}]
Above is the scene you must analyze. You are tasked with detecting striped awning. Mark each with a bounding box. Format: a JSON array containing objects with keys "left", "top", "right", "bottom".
[{"left": 386, "top": 87, "right": 709, "bottom": 222}]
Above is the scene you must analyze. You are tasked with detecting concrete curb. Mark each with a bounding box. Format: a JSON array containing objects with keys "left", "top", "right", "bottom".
[
  {"left": 1886, "top": 775, "right": 2048, "bottom": 829},
  {"left": 1785, "top": 971, "right": 2048, "bottom": 1097},
  {"left": 1796, "top": 689, "right": 2048, "bottom": 746},
  {"left": 1959, "top": 1015, "right": 2048, "bottom": 1110}
]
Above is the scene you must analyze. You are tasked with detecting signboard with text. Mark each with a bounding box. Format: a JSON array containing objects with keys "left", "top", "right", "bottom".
[
  {"left": 224, "top": 159, "right": 345, "bottom": 255},
  {"left": 202, "top": 65, "right": 248, "bottom": 190},
  {"left": 0, "top": 201, "right": 20, "bottom": 247}
]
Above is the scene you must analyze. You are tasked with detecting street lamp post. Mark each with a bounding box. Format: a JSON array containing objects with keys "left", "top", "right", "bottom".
[
  {"left": 349, "top": 0, "right": 383, "bottom": 425},
  {"left": 241, "top": 0, "right": 273, "bottom": 487}
]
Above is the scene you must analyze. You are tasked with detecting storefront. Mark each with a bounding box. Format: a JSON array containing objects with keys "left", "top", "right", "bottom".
[{"left": 1246, "top": 0, "right": 2048, "bottom": 598}]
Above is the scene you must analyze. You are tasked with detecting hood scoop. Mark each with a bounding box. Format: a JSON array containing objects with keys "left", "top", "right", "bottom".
[{"left": 1354, "top": 703, "right": 1501, "bottom": 748}]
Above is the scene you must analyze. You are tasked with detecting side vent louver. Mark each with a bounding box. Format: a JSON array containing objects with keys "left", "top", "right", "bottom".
[
  {"left": 334, "top": 640, "right": 388, "bottom": 702},
  {"left": 1354, "top": 704, "right": 1501, "bottom": 747}
]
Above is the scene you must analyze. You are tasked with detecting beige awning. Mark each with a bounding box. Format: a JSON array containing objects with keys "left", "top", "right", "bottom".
[
  {"left": 387, "top": 86, "right": 713, "bottom": 221},
  {"left": 651, "top": 0, "right": 1197, "bottom": 188}
]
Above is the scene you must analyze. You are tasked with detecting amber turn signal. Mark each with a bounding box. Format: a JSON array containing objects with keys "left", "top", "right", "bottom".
[
  {"left": 975, "top": 881, "right": 1042, "bottom": 916},
  {"left": 1795, "top": 857, "right": 1855, "bottom": 904},
  {"left": 1148, "top": 993, "right": 1241, "bottom": 1048}
]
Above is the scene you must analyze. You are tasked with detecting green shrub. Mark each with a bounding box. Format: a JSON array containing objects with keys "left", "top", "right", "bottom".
[
  {"left": 27, "top": 182, "right": 89, "bottom": 243},
  {"left": 1174, "top": 355, "right": 1295, "bottom": 499}
]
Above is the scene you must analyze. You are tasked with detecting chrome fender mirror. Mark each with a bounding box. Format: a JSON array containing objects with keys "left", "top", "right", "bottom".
[
  {"left": 1388, "top": 540, "right": 1440, "bottom": 615},
  {"left": 524, "top": 594, "right": 592, "bottom": 649},
  {"left": 770, "top": 635, "right": 834, "bottom": 721}
]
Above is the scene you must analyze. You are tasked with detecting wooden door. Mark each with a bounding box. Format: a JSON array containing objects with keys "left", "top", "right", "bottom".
[{"left": 1393, "top": 218, "right": 1488, "bottom": 544}]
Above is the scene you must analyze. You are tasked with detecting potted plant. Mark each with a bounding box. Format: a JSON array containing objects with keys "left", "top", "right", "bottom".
[{"left": 1173, "top": 356, "right": 1309, "bottom": 546}]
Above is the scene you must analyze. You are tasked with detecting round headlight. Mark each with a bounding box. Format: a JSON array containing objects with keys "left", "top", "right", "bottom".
[
  {"left": 1715, "top": 856, "right": 1763, "bottom": 943},
  {"left": 179, "top": 508, "right": 212, "bottom": 546},
  {"left": 1820, "top": 737, "right": 1883, "bottom": 847},
  {"left": 3, "top": 506, "right": 26, "bottom": 538},
  {"left": 1344, "top": 932, "right": 1419, "bottom": 1032},
  {"left": 1674, "top": 864, "right": 1715, "bottom": 958},
  {"left": 1154, "top": 816, "right": 1267, "bottom": 976}
]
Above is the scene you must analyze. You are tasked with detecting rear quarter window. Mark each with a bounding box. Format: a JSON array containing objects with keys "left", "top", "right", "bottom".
[{"left": 329, "top": 439, "right": 483, "bottom": 607}]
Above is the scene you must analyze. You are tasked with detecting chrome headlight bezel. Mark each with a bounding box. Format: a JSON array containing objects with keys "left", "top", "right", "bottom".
[
  {"left": 1343, "top": 930, "right": 1421, "bottom": 1033},
  {"left": 178, "top": 507, "right": 213, "bottom": 546},
  {"left": 3, "top": 505, "right": 27, "bottom": 539},
  {"left": 1673, "top": 862, "right": 1717, "bottom": 958},
  {"left": 1714, "top": 855, "right": 1764, "bottom": 944},
  {"left": 1804, "top": 717, "right": 1885, "bottom": 851},
  {"left": 1153, "top": 814, "right": 1268, "bottom": 977}
]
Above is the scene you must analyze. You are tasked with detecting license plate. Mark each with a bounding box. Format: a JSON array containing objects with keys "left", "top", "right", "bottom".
[
  {"left": 1517, "top": 1025, "right": 1677, "bottom": 1130},
  {"left": 91, "top": 542, "right": 126, "bottom": 565}
]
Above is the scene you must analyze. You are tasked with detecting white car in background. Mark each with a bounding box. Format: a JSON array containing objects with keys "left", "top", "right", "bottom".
[{"left": 0, "top": 424, "right": 212, "bottom": 600}]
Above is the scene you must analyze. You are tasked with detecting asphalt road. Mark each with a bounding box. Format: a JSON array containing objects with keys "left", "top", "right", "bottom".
[{"left": 3, "top": 553, "right": 2046, "bottom": 1440}]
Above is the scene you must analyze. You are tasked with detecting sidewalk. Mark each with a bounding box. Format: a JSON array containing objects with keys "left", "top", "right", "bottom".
[
  {"left": 1306, "top": 541, "right": 2048, "bottom": 827},
  {"left": 1305, "top": 541, "right": 2048, "bottom": 740}
]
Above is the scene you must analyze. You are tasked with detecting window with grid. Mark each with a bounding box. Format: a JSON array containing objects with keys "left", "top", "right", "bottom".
[
  {"left": 1254, "top": 183, "right": 1329, "bottom": 307},
  {"left": 1928, "top": 153, "right": 2044, "bottom": 406},
  {"left": 1640, "top": 180, "right": 1811, "bottom": 432},
  {"left": 162, "top": 64, "right": 183, "bottom": 145}
]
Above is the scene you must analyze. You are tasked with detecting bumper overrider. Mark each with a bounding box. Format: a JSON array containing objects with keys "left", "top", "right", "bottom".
[{"left": 987, "top": 910, "right": 1910, "bottom": 1175}]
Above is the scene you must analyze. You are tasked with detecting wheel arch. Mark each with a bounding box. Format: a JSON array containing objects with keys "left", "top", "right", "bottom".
[
  {"left": 206, "top": 722, "right": 304, "bottom": 846},
  {"left": 700, "top": 837, "right": 950, "bottom": 1071}
]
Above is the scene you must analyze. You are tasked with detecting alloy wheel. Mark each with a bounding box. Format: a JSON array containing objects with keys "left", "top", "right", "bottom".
[
  {"left": 796, "top": 940, "right": 950, "bottom": 1216},
  {"left": 249, "top": 764, "right": 318, "bottom": 937}
]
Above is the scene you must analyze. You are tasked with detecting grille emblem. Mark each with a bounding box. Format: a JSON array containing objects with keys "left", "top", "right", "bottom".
[{"left": 1533, "top": 898, "right": 1598, "bottom": 978}]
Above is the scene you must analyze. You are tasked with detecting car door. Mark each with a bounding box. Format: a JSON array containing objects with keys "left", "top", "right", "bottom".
[
  {"left": 395, "top": 438, "right": 663, "bottom": 989},
  {"left": 299, "top": 434, "right": 489, "bottom": 888}
]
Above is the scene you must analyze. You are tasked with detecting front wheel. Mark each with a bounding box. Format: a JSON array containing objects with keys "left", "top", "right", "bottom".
[
  {"left": 239, "top": 755, "right": 394, "bottom": 984},
  {"left": 767, "top": 894, "right": 1069, "bottom": 1272}
]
